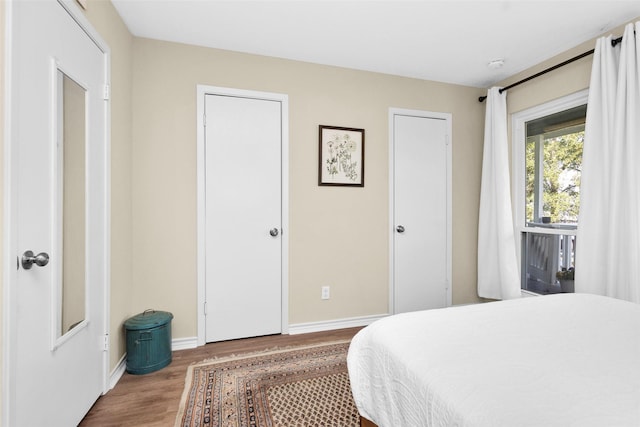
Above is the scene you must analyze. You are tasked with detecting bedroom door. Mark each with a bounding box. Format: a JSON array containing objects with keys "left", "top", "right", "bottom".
[
  {"left": 390, "top": 109, "right": 452, "bottom": 313},
  {"left": 6, "top": 1, "right": 109, "bottom": 425},
  {"left": 203, "top": 90, "right": 287, "bottom": 342}
]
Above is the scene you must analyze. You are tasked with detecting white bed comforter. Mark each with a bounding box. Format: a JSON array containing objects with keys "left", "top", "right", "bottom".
[{"left": 347, "top": 294, "right": 640, "bottom": 427}]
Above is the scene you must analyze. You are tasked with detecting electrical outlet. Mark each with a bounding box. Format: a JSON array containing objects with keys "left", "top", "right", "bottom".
[{"left": 321, "top": 286, "right": 330, "bottom": 300}]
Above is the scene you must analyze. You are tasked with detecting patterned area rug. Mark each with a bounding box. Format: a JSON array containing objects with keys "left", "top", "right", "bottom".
[{"left": 175, "top": 340, "right": 359, "bottom": 427}]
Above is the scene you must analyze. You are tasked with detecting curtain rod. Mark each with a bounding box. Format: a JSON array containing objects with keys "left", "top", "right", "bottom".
[{"left": 478, "top": 35, "right": 624, "bottom": 102}]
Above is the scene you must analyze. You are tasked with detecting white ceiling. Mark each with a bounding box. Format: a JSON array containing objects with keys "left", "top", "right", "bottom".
[{"left": 110, "top": 0, "right": 640, "bottom": 88}]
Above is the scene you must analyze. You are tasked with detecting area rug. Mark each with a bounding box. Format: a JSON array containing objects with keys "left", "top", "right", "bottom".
[{"left": 175, "top": 340, "right": 360, "bottom": 427}]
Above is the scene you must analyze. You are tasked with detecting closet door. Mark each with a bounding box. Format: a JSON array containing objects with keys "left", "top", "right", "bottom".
[
  {"left": 204, "top": 94, "right": 283, "bottom": 342},
  {"left": 391, "top": 110, "right": 451, "bottom": 313}
]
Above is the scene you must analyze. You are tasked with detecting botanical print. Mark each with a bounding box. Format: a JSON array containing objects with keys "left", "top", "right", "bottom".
[
  {"left": 319, "top": 126, "right": 364, "bottom": 186},
  {"left": 325, "top": 132, "right": 359, "bottom": 181}
]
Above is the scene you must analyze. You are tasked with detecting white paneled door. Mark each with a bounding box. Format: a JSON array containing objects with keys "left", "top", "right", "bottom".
[
  {"left": 391, "top": 109, "right": 452, "bottom": 313},
  {"left": 6, "top": 1, "right": 109, "bottom": 425},
  {"left": 204, "top": 92, "right": 285, "bottom": 342}
]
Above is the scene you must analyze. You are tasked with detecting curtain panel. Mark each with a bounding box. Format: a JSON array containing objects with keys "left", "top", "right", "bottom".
[
  {"left": 477, "top": 87, "right": 521, "bottom": 300},
  {"left": 576, "top": 22, "right": 640, "bottom": 302}
]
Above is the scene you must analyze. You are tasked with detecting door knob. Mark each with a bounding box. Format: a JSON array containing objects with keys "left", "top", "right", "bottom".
[
  {"left": 396, "top": 225, "right": 405, "bottom": 233},
  {"left": 21, "top": 250, "right": 50, "bottom": 270},
  {"left": 269, "top": 228, "right": 279, "bottom": 237}
]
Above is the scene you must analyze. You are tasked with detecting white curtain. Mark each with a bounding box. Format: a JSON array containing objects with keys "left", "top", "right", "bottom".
[
  {"left": 576, "top": 22, "right": 640, "bottom": 302},
  {"left": 477, "top": 87, "right": 521, "bottom": 300}
]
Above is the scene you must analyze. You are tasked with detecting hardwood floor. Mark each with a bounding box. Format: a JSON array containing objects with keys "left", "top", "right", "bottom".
[{"left": 79, "top": 327, "right": 362, "bottom": 426}]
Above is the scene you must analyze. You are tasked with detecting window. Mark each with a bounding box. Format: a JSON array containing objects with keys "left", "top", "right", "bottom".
[
  {"left": 525, "top": 104, "right": 585, "bottom": 225},
  {"left": 512, "top": 91, "right": 588, "bottom": 295}
]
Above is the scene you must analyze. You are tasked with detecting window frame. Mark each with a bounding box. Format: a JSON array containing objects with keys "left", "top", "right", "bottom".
[{"left": 511, "top": 89, "right": 588, "bottom": 295}]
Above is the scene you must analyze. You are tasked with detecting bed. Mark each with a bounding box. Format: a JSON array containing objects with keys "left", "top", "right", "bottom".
[{"left": 347, "top": 293, "right": 640, "bottom": 427}]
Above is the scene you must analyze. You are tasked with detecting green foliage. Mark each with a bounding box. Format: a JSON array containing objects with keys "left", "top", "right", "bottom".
[
  {"left": 556, "top": 267, "right": 575, "bottom": 280},
  {"left": 525, "top": 131, "right": 583, "bottom": 223}
]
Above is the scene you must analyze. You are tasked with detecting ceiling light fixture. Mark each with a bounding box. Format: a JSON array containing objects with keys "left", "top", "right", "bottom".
[{"left": 487, "top": 59, "right": 505, "bottom": 69}]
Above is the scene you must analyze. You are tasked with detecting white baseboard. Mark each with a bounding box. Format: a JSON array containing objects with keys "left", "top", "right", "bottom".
[
  {"left": 288, "top": 313, "right": 387, "bottom": 335},
  {"left": 109, "top": 317, "right": 377, "bottom": 390},
  {"left": 172, "top": 336, "right": 198, "bottom": 351},
  {"left": 110, "top": 316, "right": 385, "bottom": 390},
  {"left": 108, "top": 336, "right": 199, "bottom": 390},
  {"left": 109, "top": 353, "right": 126, "bottom": 390}
]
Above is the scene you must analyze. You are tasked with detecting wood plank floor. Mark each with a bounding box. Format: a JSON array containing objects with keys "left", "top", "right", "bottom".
[{"left": 79, "top": 327, "right": 362, "bottom": 427}]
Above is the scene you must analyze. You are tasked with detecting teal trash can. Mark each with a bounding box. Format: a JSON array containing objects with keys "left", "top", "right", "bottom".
[{"left": 124, "top": 309, "right": 173, "bottom": 375}]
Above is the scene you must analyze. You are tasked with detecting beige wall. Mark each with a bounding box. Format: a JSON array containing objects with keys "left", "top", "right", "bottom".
[
  {"left": 127, "top": 14, "right": 639, "bottom": 341},
  {"left": 130, "top": 38, "right": 486, "bottom": 339},
  {"left": 502, "top": 18, "right": 639, "bottom": 124},
  {"left": 81, "top": 1, "right": 134, "bottom": 370},
  {"left": 6, "top": 1, "right": 633, "bottom": 379},
  {"left": 502, "top": 44, "right": 593, "bottom": 119}
]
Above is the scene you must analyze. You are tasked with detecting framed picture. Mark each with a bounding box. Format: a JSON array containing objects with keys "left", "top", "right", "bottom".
[{"left": 318, "top": 125, "right": 365, "bottom": 187}]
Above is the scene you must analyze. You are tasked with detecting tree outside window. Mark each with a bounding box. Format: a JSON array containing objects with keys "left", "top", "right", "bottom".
[{"left": 525, "top": 130, "right": 583, "bottom": 224}]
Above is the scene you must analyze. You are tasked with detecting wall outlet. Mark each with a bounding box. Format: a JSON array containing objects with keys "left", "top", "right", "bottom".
[{"left": 321, "top": 286, "right": 330, "bottom": 300}]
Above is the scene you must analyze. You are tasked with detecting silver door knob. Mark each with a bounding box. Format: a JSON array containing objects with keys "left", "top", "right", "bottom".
[
  {"left": 396, "top": 225, "right": 405, "bottom": 233},
  {"left": 269, "top": 228, "right": 279, "bottom": 237},
  {"left": 21, "top": 250, "right": 49, "bottom": 270}
]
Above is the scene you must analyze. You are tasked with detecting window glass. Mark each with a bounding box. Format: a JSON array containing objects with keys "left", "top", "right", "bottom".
[
  {"left": 525, "top": 105, "right": 585, "bottom": 226},
  {"left": 522, "top": 232, "right": 576, "bottom": 294},
  {"left": 517, "top": 100, "right": 586, "bottom": 295}
]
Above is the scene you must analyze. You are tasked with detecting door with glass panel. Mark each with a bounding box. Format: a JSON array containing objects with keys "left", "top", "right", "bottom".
[{"left": 6, "top": 1, "right": 108, "bottom": 425}]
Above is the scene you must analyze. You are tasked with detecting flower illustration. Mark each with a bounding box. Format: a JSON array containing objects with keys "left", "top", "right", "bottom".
[{"left": 325, "top": 132, "right": 359, "bottom": 181}]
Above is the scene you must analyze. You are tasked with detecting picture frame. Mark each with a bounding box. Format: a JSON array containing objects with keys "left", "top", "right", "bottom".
[{"left": 318, "top": 125, "right": 365, "bottom": 187}]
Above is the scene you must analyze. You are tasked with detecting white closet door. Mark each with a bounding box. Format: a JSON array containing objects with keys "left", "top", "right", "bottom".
[
  {"left": 392, "top": 111, "right": 451, "bottom": 313},
  {"left": 204, "top": 94, "right": 282, "bottom": 342}
]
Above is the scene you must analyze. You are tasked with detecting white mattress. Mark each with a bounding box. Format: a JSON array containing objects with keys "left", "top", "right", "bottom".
[{"left": 347, "top": 293, "right": 640, "bottom": 427}]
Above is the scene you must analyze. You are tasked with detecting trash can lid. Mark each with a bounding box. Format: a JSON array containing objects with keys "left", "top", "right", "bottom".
[{"left": 124, "top": 309, "right": 173, "bottom": 330}]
